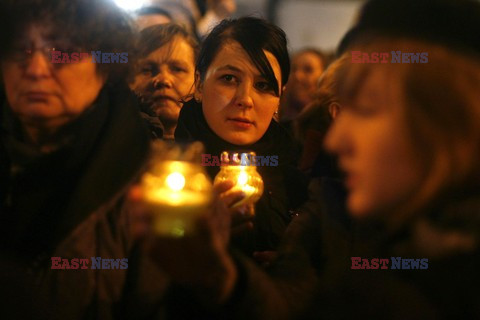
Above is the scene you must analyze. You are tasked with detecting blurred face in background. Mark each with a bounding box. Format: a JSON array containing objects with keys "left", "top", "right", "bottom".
[
  {"left": 1, "top": 24, "right": 105, "bottom": 134},
  {"left": 325, "top": 66, "right": 422, "bottom": 217},
  {"left": 287, "top": 51, "right": 324, "bottom": 108},
  {"left": 131, "top": 36, "right": 195, "bottom": 128},
  {"left": 197, "top": 41, "right": 282, "bottom": 145}
]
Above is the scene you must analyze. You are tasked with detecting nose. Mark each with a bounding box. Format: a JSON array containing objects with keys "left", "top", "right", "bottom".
[
  {"left": 235, "top": 82, "right": 254, "bottom": 109},
  {"left": 324, "top": 113, "right": 352, "bottom": 156},
  {"left": 24, "top": 51, "right": 53, "bottom": 79},
  {"left": 152, "top": 67, "right": 173, "bottom": 89}
]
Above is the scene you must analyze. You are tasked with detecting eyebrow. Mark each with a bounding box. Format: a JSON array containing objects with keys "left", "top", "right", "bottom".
[
  {"left": 142, "top": 58, "right": 190, "bottom": 66},
  {"left": 217, "top": 64, "right": 243, "bottom": 73},
  {"left": 216, "top": 64, "right": 274, "bottom": 84}
]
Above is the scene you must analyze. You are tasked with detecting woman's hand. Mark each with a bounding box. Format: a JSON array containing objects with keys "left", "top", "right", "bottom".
[{"left": 127, "top": 180, "right": 244, "bottom": 304}]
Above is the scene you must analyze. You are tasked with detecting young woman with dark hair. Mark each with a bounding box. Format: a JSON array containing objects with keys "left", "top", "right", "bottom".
[{"left": 175, "top": 17, "right": 308, "bottom": 256}]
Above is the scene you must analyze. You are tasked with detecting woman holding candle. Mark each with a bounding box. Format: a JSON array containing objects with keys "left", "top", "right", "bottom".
[
  {"left": 175, "top": 17, "right": 309, "bottom": 257},
  {"left": 0, "top": 0, "right": 183, "bottom": 318},
  {"left": 156, "top": 0, "right": 480, "bottom": 318}
]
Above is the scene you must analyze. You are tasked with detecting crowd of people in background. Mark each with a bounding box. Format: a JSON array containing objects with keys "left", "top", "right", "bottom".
[{"left": 0, "top": 0, "right": 479, "bottom": 319}]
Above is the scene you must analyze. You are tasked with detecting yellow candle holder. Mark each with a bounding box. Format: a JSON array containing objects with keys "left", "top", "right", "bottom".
[
  {"left": 141, "top": 142, "right": 212, "bottom": 237},
  {"left": 213, "top": 151, "right": 264, "bottom": 216}
]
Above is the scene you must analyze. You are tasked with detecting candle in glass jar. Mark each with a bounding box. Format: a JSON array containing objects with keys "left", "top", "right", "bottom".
[
  {"left": 214, "top": 151, "right": 264, "bottom": 211},
  {"left": 141, "top": 161, "right": 212, "bottom": 237}
]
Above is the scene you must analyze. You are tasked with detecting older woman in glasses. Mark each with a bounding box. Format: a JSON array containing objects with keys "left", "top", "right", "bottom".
[{"left": 0, "top": 0, "right": 173, "bottom": 318}]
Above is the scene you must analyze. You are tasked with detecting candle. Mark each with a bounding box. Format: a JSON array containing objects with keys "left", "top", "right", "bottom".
[
  {"left": 214, "top": 151, "right": 264, "bottom": 214},
  {"left": 141, "top": 161, "right": 212, "bottom": 237}
]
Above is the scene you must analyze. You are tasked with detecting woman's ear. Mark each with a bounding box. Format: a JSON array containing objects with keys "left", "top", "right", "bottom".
[
  {"left": 328, "top": 102, "right": 342, "bottom": 120},
  {"left": 194, "top": 71, "right": 203, "bottom": 102}
]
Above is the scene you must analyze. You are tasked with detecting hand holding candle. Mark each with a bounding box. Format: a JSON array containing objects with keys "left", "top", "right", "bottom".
[{"left": 214, "top": 151, "right": 264, "bottom": 216}]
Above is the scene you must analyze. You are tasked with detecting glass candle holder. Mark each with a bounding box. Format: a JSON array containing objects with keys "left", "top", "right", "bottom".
[
  {"left": 140, "top": 142, "right": 212, "bottom": 237},
  {"left": 213, "top": 151, "right": 264, "bottom": 216}
]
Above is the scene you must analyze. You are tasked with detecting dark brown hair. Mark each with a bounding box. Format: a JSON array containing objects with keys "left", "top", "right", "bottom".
[
  {"left": 134, "top": 23, "right": 199, "bottom": 61},
  {"left": 1, "top": 0, "right": 135, "bottom": 85},
  {"left": 196, "top": 17, "right": 290, "bottom": 97}
]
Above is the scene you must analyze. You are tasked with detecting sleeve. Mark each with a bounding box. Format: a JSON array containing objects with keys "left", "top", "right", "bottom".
[{"left": 173, "top": 179, "right": 327, "bottom": 320}]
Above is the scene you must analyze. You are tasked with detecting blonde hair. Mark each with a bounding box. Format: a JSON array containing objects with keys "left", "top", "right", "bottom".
[{"left": 338, "top": 38, "right": 480, "bottom": 221}]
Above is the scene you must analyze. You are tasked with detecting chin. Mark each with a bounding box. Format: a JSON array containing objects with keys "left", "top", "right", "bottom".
[
  {"left": 222, "top": 133, "right": 255, "bottom": 146},
  {"left": 347, "top": 196, "right": 372, "bottom": 218}
]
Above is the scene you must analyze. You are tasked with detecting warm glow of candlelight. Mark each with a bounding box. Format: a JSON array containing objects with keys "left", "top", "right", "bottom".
[
  {"left": 166, "top": 172, "right": 186, "bottom": 191},
  {"left": 214, "top": 152, "right": 264, "bottom": 212},
  {"left": 237, "top": 170, "right": 248, "bottom": 186},
  {"left": 141, "top": 160, "right": 212, "bottom": 237}
]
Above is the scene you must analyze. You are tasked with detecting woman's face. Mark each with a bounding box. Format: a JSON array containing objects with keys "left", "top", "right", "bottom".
[
  {"left": 325, "top": 66, "right": 422, "bottom": 217},
  {"left": 197, "top": 41, "right": 282, "bottom": 145},
  {"left": 1, "top": 25, "right": 105, "bottom": 130},
  {"left": 288, "top": 51, "right": 324, "bottom": 105},
  {"left": 131, "top": 36, "right": 195, "bottom": 126}
]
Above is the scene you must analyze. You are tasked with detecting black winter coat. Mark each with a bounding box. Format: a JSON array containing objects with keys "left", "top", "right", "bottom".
[
  {"left": 175, "top": 100, "right": 309, "bottom": 255},
  {"left": 207, "top": 178, "right": 480, "bottom": 319},
  {"left": 0, "top": 83, "right": 169, "bottom": 320}
]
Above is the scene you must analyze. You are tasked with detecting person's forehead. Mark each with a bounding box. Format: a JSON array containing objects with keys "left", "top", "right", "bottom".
[
  {"left": 355, "top": 66, "right": 404, "bottom": 106},
  {"left": 210, "top": 41, "right": 283, "bottom": 89},
  {"left": 294, "top": 52, "right": 322, "bottom": 65},
  {"left": 144, "top": 38, "right": 194, "bottom": 62},
  {"left": 213, "top": 41, "right": 280, "bottom": 71},
  {"left": 15, "top": 24, "right": 69, "bottom": 44}
]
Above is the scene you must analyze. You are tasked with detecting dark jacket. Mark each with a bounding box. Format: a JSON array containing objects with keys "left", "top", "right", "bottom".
[
  {"left": 175, "top": 100, "right": 309, "bottom": 255},
  {"left": 216, "top": 178, "right": 480, "bottom": 319},
  {"left": 0, "top": 83, "right": 168, "bottom": 320},
  {"left": 138, "top": 98, "right": 164, "bottom": 140}
]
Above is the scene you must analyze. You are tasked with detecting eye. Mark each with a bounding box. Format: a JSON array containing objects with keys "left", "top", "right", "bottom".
[
  {"left": 51, "top": 42, "right": 84, "bottom": 53},
  {"left": 220, "top": 74, "right": 237, "bottom": 83},
  {"left": 255, "top": 81, "right": 275, "bottom": 93},
  {"left": 139, "top": 65, "right": 154, "bottom": 75},
  {"left": 170, "top": 64, "right": 187, "bottom": 73},
  {"left": 141, "top": 68, "right": 152, "bottom": 75}
]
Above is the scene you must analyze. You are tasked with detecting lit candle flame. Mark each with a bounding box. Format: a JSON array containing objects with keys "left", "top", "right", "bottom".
[
  {"left": 166, "top": 172, "right": 185, "bottom": 191},
  {"left": 237, "top": 170, "right": 248, "bottom": 186}
]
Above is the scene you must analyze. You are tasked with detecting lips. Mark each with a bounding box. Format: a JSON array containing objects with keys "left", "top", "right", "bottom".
[
  {"left": 338, "top": 161, "right": 356, "bottom": 189},
  {"left": 344, "top": 173, "right": 357, "bottom": 190},
  {"left": 153, "top": 94, "right": 178, "bottom": 102},
  {"left": 340, "top": 166, "right": 358, "bottom": 190},
  {"left": 24, "top": 91, "right": 51, "bottom": 100},
  {"left": 227, "top": 117, "right": 254, "bottom": 130},
  {"left": 229, "top": 117, "right": 253, "bottom": 124}
]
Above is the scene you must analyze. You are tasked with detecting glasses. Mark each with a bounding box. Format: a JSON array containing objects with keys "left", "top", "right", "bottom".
[{"left": 6, "top": 43, "right": 86, "bottom": 65}]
